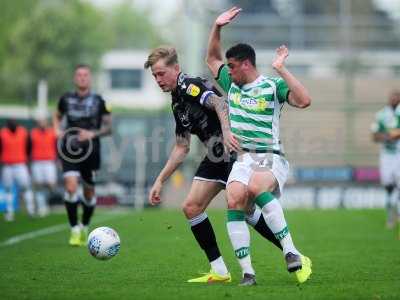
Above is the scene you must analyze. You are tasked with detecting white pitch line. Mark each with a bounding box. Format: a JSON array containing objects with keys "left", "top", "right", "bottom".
[{"left": 0, "top": 213, "right": 124, "bottom": 248}]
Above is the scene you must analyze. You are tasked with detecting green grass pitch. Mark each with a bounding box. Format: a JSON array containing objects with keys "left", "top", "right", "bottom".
[{"left": 0, "top": 209, "right": 399, "bottom": 300}]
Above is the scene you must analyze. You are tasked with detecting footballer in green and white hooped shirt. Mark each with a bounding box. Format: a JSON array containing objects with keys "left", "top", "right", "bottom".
[
  {"left": 207, "top": 6, "right": 313, "bottom": 285},
  {"left": 371, "top": 90, "right": 400, "bottom": 230}
]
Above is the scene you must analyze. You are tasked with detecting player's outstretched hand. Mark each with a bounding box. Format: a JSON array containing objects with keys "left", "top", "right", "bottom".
[
  {"left": 223, "top": 131, "right": 241, "bottom": 153},
  {"left": 216, "top": 6, "right": 242, "bottom": 27},
  {"left": 148, "top": 180, "right": 163, "bottom": 205},
  {"left": 272, "top": 45, "right": 289, "bottom": 71}
]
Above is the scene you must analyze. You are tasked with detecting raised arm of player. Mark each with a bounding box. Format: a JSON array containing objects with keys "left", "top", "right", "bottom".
[
  {"left": 272, "top": 45, "right": 311, "bottom": 109},
  {"left": 206, "top": 7, "right": 242, "bottom": 77},
  {"left": 148, "top": 132, "right": 191, "bottom": 205},
  {"left": 95, "top": 114, "right": 112, "bottom": 138},
  {"left": 204, "top": 94, "right": 240, "bottom": 152}
]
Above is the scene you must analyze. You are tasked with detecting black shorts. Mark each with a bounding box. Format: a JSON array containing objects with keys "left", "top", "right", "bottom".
[
  {"left": 193, "top": 155, "right": 235, "bottom": 188},
  {"left": 60, "top": 148, "right": 100, "bottom": 186},
  {"left": 61, "top": 158, "right": 98, "bottom": 186}
]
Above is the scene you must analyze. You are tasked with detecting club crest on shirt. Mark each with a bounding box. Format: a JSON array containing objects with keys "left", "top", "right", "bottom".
[
  {"left": 186, "top": 84, "right": 200, "bottom": 97},
  {"left": 257, "top": 98, "right": 268, "bottom": 111},
  {"left": 251, "top": 87, "right": 262, "bottom": 97}
]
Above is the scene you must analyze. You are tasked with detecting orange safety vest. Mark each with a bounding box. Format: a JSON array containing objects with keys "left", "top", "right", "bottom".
[
  {"left": 0, "top": 126, "right": 28, "bottom": 164},
  {"left": 30, "top": 127, "right": 57, "bottom": 161}
]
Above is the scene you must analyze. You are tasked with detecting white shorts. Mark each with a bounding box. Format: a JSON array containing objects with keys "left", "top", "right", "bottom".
[
  {"left": 227, "top": 152, "right": 290, "bottom": 198},
  {"left": 31, "top": 160, "right": 57, "bottom": 185},
  {"left": 379, "top": 152, "right": 400, "bottom": 186},
  {"left": 1, "top": 164, "right": 31, "bottom": 189}
]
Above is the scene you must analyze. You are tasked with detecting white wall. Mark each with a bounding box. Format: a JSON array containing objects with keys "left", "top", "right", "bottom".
[{"left": 99, "top": 50, "right": 168, "bottom": 109}]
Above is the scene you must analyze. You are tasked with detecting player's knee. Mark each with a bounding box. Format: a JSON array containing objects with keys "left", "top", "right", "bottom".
[
  {"left": 248, "top": 176, "right": 274, "bottom": 198},
  {"left": 226, "top": 185, "right": 247, "bottom": 210},
  {"left": 83, "top": 188, "right": 95, "bottom": 200},
  {"left": 65, "top": 184, "right": 77, "bottom": 195},
  {"left": 64, "top": 178, "right": 78, "bottom": 194},
  {"left": 182, "top": 200, "right": 203, "bottom": 219}
]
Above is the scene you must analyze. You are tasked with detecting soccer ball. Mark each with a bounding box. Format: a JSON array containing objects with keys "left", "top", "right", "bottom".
[{"left": 87, "top": 227, "right": 121, "bottom": 260}]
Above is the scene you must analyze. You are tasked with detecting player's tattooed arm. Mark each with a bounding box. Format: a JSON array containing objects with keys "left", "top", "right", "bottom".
[
  {"left": 204, "top": 94, "right": 230, "bottom": 131},
  {"left": 78, "top": 114, "right": 112, "bottom": 141},
  {"left": 95, "top": 114, "right": 112, "bottom": 137},
  {"left": 204, "top": 94, "right": 240, "bottom": 152}
]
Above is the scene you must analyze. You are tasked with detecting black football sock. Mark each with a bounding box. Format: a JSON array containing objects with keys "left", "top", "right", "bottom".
[
  {"left": 82, "top": 203, "right": 95, "bottom": 226},
  {"left": 246, "top": 207, "right": 282, "bottom": 250},
  {"left": 64, "top": 201, "right": 78, "bottom": 227},
  {"left": 189, "top": 213, "right": 221, "bottom": 262},
  {"left": 254, "top": 214, "right": 282, "bottom": 250}
]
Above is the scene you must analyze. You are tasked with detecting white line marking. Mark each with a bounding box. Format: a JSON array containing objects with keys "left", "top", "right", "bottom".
[{"left": 0, "top": 213, "right": 125, "bottom": 248}]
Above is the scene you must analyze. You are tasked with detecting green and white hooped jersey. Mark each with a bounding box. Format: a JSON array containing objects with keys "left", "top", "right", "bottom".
[
  {"left": 216, "top": 65, "right": 290, "bottom": 153},
  {"left": 371, "top": 105, "right": 400, "bottom": 154}
]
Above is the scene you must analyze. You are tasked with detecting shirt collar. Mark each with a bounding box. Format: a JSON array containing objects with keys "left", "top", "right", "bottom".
[{"left": 241, "top": 75, "right": 264, "bottom": 90}]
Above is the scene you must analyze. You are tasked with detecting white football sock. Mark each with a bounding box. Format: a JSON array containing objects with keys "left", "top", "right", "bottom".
[
  {"left": 5, "top": 192, "right": 14, "bottom": 214},
  {"left": 36, "top": 190, "right": 49, "bottom": 216},
  {"left": 24, "top": 189, "right": 35, "bottom": 216},
  {"left": 210, "top": 256, "right": 229, "bottom": 276},
  {"left": 227, "top": 220, "right": 255, "bottom": 275},
  {"left": 261, "top": 198, "right": 300, "bottom": 255}
]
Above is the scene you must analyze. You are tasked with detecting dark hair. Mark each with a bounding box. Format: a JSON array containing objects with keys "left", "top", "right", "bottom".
[
  {"left": 75, "top": 64, "right": 91, "bottom": 71},
  {"left": 225, "top": 43, "right": 256, "bottom": 67}
]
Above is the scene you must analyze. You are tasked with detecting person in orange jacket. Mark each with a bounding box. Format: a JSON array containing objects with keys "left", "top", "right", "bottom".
[
  {"left": 0, "top": 119, "right": 34, "bottom": 221},
  {"left": 30, "top": 117, "right": 57, "bottom": 217}
]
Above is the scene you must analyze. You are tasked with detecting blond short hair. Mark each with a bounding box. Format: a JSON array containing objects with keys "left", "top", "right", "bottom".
[{"left": 144, "top": 46, "right": 178, "bottom": 69}]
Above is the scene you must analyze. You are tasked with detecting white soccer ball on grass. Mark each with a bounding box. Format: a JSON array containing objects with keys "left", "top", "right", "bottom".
[{"left": 87, "top": 227, "right": 120, "bottom": 260}]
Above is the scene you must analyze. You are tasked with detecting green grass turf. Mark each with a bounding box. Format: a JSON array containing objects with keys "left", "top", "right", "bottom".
[{"left": 0, "top": 209, "right": 399, "bottom": 300}]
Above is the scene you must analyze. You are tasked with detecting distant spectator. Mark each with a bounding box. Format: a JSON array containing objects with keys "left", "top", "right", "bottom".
[
  {"left": 0, "top": 119, "right": 34, "bottom": 221},
  {"left": 371, "top": 90, "right": 400, "bottom": 231},
  {"left": 30, "top": 117, "right": 57, "bottom": 217}
]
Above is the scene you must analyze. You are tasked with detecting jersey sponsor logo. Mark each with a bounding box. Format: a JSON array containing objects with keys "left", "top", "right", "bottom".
[
  {"left": 186, "top": 84, "right": 200, "bottom": 97},
  {"left": 237, "top": 97, "right": 268, "bottom": 112}
]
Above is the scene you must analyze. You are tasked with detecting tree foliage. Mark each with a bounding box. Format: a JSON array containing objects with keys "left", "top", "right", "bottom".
[
  {"left": 1, "top": 0, "right": 110, "bottom": 101},
  {"left": 0, "top": 0, "right": 162, "bottom": 102},
  {"left": 105, "top": 1, "right": 163, "bottom": 49}
]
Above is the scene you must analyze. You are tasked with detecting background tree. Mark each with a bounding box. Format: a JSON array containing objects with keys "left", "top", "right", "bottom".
[
  {"left": 0, "top": 0, "right": 163, "bottom": 104},
  {"left": 105, "top": 0, "right": 163, "bottom": 49},
  {"left": 1, "top": 0, "right": 111, "bottom": 102}
]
